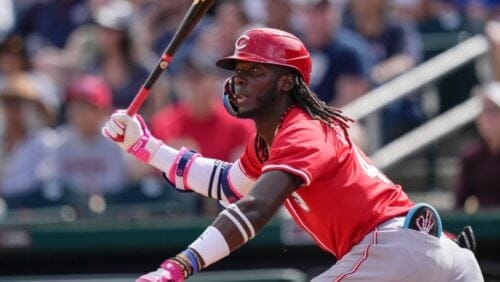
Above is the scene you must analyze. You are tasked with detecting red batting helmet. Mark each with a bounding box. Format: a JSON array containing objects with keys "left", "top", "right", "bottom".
[{"left": 216, "top": 28, "right": 312, "bottom": 85}]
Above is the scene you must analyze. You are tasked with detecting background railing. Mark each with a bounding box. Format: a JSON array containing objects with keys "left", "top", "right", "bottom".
[
  {"left": 371, "top": 97, "right": 481, "bottom": 170},
  {"left": 343, "top": 34, "right": 490, "bottom": 159}
]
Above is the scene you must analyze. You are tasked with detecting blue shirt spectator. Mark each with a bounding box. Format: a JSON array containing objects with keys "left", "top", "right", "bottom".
[
  {"left": 298, "top": 0, "right": 369, "bottom": 107},
  {"left": 344, "top": 0, "right": 425, "bottom": 143},
  {"left": 15, "top": 0, "right": 90, "bottom": 49},
  {"left": 309, "top": 39, "right": 365, "bottom": 104}
]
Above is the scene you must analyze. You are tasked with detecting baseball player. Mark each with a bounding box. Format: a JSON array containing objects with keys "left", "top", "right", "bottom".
[{"left": 102, "top": 28, "right": 483, "bottom": 281}]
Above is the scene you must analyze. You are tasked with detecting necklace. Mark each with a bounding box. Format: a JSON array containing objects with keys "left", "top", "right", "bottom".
[
  {"left": 274, "top": 104, "right": 297, "bottom": 137},
  {"left": 256, "top": 104, "right": 297, "bottom": 163}
]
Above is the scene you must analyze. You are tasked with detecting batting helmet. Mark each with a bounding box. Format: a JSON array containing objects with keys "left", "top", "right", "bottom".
[{"left": 216, "top": 28, "right": 312, "bottom": 85}]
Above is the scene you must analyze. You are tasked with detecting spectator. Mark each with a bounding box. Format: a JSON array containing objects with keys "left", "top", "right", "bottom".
[
  {"left": 15, "top": 0, "right": 90, "bottom": 49},
  {"left": 415, "top": 0, "right": 464, "bottom": 42},
  {"left": 489, "top": 0, "right": 500, "bottom": 20},
  {"left": 51, "top": 0, "right": 164, "bottom": 118},
  {"left": 143, "top": 0, "right": 202, "bottom": 75},
  {"left": 90, "top": 0, "right": 152, "bottom": 111},
  {"left": 0, "top": 35, "right": 30, "bottom": 76},
  {"left": 242, "top": 0, "right": 266, "bottom": 24},
  {"left": 409, "top": 0, "right": 478, "bottom": 114},
  {"left": 345, "top": 0, "right": 425, "bottom": 142},
  {"left": 462, "top": 0, "right": 500, "bottom": 33},
  {"left": 0, "top": 0, "right": 15, "bottom": 41},
  {"left": 189, "top": 0, "right": 255, "bottom": 70},
  {"left": 51, "top": 74, "right": 127, "bottom": 195},
  {"left": 296, "top": 0, "right": 369, "bottom": 107},
  {"left": 455, "top": 82, "right": 500, "bottom": 211},
  {"left": 0, "top": 35, "right": 60, "bottom": 114},
  {"left": 345, "top": 0, "right": 423, "bottom": 82},
  {"left": 264, "top": 0, "right": 297, "bottom": 33},
  {"left": 486, "top": 20, "right": 500, "bottom": 82},
  {"left": 62, "top": 0, "right": 171, "bottom": 116},
  {"left": 0, "top": 73, "right": 57, "bottom": 198}
]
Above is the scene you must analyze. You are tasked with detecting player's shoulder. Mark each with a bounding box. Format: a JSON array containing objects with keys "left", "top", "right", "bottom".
[{"left": 282, "top": 107, "right": 322, "bottom": 130}]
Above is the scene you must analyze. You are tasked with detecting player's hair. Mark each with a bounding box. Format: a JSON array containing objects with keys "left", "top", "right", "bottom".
[
  {"left": 290, "top": 73, "right": 353, "bottom": 130},
  {"left": 255, "top": 68, "right": 354, "bottom": 162}
]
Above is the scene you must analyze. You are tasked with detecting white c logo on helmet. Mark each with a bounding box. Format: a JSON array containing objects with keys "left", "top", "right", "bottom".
[{"left": 235, "top": 35, "right": 249, "bottom": 50}]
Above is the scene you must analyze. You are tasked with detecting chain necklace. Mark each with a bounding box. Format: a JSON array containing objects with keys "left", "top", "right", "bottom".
[
  {"left": 256, "top": 104, "right": 297, "bottom": 163},
  {"left": 274, "top": 104, "right": 298, "bottom": 137}
]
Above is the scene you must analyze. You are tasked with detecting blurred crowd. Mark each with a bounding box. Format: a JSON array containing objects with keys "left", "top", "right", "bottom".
[{"left": 0, "top": 0, "right": 499, "bottom": 218}]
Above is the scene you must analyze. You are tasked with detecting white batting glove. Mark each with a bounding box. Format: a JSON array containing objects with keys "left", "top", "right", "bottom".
[{"left": 101, "top": 110, "right": 163, "bottom": 163}]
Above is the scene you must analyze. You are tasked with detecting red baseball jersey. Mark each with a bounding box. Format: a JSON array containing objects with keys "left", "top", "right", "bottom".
[
  {"left": 239, "top": 107, "right": 413, "bottom": 259},
  {"left": 151, "top": 103, "right": 254, "bottom": 161}
]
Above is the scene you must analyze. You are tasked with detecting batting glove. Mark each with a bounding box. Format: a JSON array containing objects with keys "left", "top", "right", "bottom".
[
  {"left": 136, "top": 259, "right": 186, "bottom": 282},
  {"left": 101, "top": 110, "right": 162, "bottom": 163}
]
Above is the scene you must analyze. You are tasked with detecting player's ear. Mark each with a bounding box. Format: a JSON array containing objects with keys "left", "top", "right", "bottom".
[{"left": 279, "top": 73, "right": 295, "bottom": 92}]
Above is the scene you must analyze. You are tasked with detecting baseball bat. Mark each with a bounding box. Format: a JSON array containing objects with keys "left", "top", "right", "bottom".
[{"left": 126, "top": 0, "right": 215, "bottom": 116}]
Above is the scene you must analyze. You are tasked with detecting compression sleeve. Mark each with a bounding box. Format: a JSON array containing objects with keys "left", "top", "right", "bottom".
[{"left": 149, "top": 144, "right": 255, "bottom": 204}]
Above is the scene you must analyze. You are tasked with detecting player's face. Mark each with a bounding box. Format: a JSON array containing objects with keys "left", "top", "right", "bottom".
[{"left": 232, "top": 61, "right": 281, "bottom": 118}]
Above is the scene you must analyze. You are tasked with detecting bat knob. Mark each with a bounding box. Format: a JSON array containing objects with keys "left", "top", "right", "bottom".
[
  {"left": 112, "top": 134, "right": 125, "bottom": 143},
  {"left": 101, "top": 125, "right": 126, "bottom": 143}
]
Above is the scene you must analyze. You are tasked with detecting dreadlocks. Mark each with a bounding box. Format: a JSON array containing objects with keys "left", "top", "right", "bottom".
[
  {"left": 290, "top": 75, "right": 353, "bottom": 131},
  {"left": 254, "top": 69, "right": 354, "bottom": 162}
]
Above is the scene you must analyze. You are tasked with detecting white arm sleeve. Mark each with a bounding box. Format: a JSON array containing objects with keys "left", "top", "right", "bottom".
[{"left": 148, "top": 144, "right": 256, "bottom": 204}]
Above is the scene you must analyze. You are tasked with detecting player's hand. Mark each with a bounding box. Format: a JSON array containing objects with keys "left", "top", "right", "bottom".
[
  {"left": 136, "top": 260, "right": 185, "bottom": 282},
  {"left": 102, "top": 110, "right": 142, "bottom": 150},
  {"left": 101, "top": 110, "right": 162, "bottom": 163}
]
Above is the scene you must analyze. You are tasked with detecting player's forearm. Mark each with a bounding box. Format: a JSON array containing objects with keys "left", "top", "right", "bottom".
[
  {"left": 154, "top": 196, "right": 276, "bottom": 281},
  {"left": 149, "top": 143, "right": 251, "bottom": 204},
  {"left": 149, "top": 144, "right": 216, "bottom": 198},
  {"left": 154, "top": 169, "right": 297, "bottom": 279},
  {"left": 188, "top": 201, "right": 271, "bottom": 270}
]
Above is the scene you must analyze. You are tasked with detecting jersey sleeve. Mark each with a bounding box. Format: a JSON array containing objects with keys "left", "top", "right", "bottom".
[
  {"left": 237, "top": 133, "right": 261, "bottom": 180},
  {"left": 263, "top": 121, "right": 345, "bottom": 186}
]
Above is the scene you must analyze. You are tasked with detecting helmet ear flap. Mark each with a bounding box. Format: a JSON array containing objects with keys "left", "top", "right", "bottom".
[{"left": 223, "top": 76, "right": 238, "bottom": 116}]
